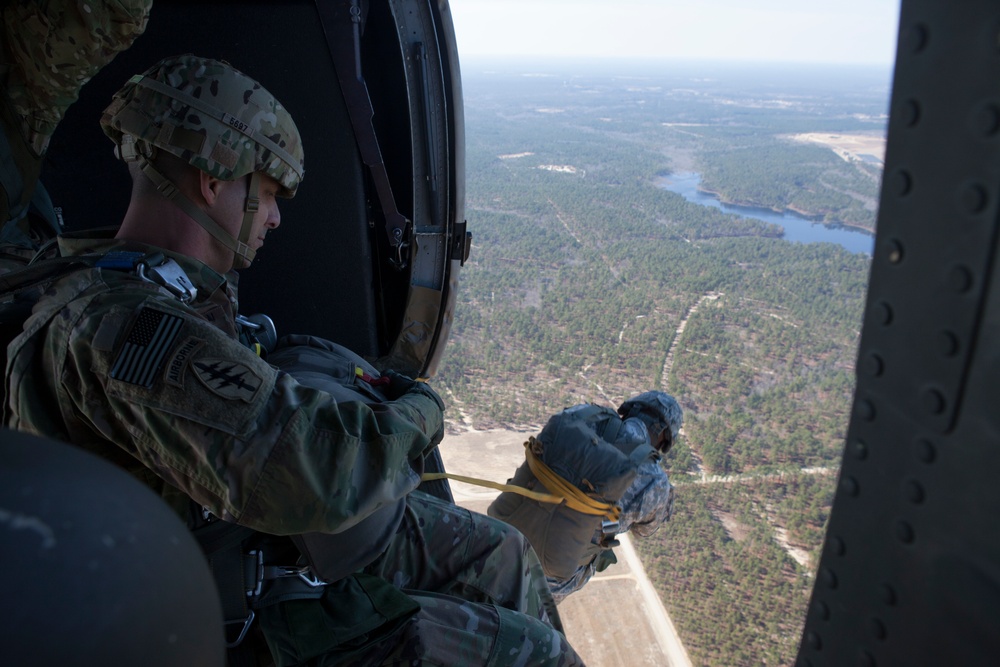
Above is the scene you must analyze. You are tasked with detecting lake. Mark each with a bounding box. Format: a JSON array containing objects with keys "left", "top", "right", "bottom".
[{"left": 658, "top": 172, "right": 875, "bottom": 255}]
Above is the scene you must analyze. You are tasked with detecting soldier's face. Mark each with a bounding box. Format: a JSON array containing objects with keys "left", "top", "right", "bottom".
[
  {"left": 246, "top": 174, "right": 282, "bottom": 256},
  {"left": 653, "top": 425, "right": 673, "bottom": 455},
  {"left": 217, "top": 173, "right": 282, "bottom": 269}
]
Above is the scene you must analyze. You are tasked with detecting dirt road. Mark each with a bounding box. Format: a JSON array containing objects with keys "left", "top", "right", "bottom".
[{"left": 438, "top": 430, "right": 692, "bottom": 667}]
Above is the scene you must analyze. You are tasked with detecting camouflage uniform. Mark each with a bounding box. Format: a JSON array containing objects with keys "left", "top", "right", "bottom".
[
  {"left": 263, "top": 491, "right": 578, "bottom": 666},
  {"left": 5, "top": 232, "right": 441, "bottom": 529},
  {"left": 2, "top": 0, "right": 152, "bottom": 157},
  {"left": 0, "top": 1, "right": 151, "bottom": 261},
  {"left": 4, "top": 231, "right": 582, "bottom": 666}
]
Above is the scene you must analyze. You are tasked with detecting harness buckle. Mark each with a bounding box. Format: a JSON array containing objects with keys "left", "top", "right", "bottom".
[
  {"left": 297, "top": 569, "right": 328, "bottom": 588},
  {"left": 135, "top": 254, "right": 198, "bottom": 303}
]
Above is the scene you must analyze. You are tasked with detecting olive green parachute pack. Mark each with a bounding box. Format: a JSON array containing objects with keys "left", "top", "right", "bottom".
[{"left": 488, "top": 404, "right": 659, "bottom": 583}]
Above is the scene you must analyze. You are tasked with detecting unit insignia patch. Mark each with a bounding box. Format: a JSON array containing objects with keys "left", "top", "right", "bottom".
[{"left": 193, "top": 357, "right": 264, "bottom": 402}]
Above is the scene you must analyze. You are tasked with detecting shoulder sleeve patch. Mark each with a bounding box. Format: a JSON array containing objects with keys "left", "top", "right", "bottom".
[
  {"left": 110, "top": 307, "right": 184, "bottom": 387},
  {"left": 164, "top": 336, "right": 206, "bottom": 388},
  {"left": 193, "top": 358, "right": 265, "bottom": 403}
]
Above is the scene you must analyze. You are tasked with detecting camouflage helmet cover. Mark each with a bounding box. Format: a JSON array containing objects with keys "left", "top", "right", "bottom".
[
  {"left": 100, "top": 54, "right": 304, "bottom": 196},
  {"left": 618, "top": 391, "right": 684, "bottom": 441}
]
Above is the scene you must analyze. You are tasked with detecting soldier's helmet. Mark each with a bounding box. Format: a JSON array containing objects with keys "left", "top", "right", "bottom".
[
  {"left": 618, "top": 391, "right": 684, "bottom": 453},
  {"left": 100, "top": 54, "right": 304, "bottom": 197}
]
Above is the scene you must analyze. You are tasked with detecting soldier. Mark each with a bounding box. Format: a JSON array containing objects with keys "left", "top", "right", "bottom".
[
  {"left": 490, "top": 391, "right": 682, "bottom": 603},
  {"left": 4, "top": 54, "right": 581, "bottom": 666}
]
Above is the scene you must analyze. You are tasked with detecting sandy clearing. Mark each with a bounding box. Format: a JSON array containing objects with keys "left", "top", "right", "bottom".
[{"left": 788, "top": 132, "right": 886, "bottom": 165}]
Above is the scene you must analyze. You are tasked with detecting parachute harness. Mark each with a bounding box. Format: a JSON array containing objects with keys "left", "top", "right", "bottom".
[{"left": 421, "top": 437, "right": 621, "bottom": 521}]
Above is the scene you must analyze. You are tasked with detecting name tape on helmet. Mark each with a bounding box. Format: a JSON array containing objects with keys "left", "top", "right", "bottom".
[
  {"left": 224, "top": 113, "right": 252, "bottom": 136},
  {"left": 128, "top": 75, "right": 303, "bottom": 181}
]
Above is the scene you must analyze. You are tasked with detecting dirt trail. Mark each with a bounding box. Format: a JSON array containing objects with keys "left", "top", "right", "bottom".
[
  {"left": 660, "top": 291, "right": 723, "bottom": 388},
  {"left": 676, "top": 465, "right": 836, "bottom": 487},
  {"left": 659, "top": 291, "right": 723, "bottom": 481},
  {"left": 678, "top": 465, "right": 836, "bottom": 572}
]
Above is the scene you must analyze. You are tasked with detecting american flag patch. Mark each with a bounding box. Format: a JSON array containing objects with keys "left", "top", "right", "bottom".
[{"left": 110, "top": 308, "right": 184, "bottom": 387}]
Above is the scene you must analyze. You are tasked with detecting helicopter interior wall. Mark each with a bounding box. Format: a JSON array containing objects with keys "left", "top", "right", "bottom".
[
  {"left": 796, "top": 0, "right": 1000, "bottom": 663},
  {"left": 40, "top": 0, "right": 383, "bottom": 357}
]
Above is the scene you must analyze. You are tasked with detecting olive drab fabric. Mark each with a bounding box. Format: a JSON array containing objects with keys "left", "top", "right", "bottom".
[
  {"left": 261, "top": 491, "right": 581, "bottom": 667},
  {"left": 489, "top": 400, "right": 678, "bottom": 603},
  {"left": 489, "top": 405, "right": 658, "bottom": 581},
  {"left": 266, "top": 335, "right": 412, "bottom": 584},
  {"left": 548, "top": 457, "right": 675, "bottom": 603},
  {"left": 265, "top": 337, "right": 580, "bottom": 665},
  {"left": 100, "top": 54, "right": 305, "bottom": 197},
  {"left": 4, "top": 231, "right": 441, "bottom": 533}
]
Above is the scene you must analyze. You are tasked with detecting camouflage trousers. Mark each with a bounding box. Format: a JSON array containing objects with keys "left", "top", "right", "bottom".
[{"left": 259, "top": 491, "right": 585, "bottom": 666}]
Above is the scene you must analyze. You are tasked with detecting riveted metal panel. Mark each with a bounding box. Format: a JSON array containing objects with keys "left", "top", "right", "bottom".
[{"left": 797, "top": 1, "right": 1000, "bottom": 665}]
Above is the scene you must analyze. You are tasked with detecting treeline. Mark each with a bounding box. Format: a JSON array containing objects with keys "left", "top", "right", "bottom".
[{"left": 698, "top": 141, "right": 881, "bottom": 231}]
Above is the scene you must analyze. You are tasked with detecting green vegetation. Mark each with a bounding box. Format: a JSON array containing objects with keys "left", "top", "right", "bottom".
[
  {"left": 641, "top": 475, "right": 834, "bottom": 666},
  {"left": 438, "top": 59, "right": 884, "bottom": 666},
  {"left": 699, "top": 142, "right": 881, "bottom": 231}
]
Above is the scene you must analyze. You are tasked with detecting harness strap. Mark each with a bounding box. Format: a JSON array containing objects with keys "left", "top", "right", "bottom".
[
  {"left": 236, "top": 170, "right": 261, "bottom": 266},
  {"left": 315, "top": 0, "right": 411, "bottom": 264},
  {"left": 524, "top": 439, "right": 622, "bottom": 521},
  {"left": 192, "top": 516, "right": 331, "bottom": 650},
  {"left": 421, "top": 438, "right": 622, "bottom": 521},
  {"left": 420, "top": 471, "right": 567, "bottom": 505},
  {"left": 0, "top": 103, "right": 29, "bottom": 221}
]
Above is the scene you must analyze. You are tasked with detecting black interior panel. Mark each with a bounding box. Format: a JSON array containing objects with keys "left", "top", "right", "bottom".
[
  {"left": 796, "top": 1, "right": 1000, "bottom": 664},
  {"left": 41, "top": 0, "right": 385, "bottom": 357}
]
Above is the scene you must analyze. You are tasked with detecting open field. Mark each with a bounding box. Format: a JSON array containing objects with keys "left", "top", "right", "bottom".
[{"left": 787, "top": 132, "right": 886, "bottom": 165}]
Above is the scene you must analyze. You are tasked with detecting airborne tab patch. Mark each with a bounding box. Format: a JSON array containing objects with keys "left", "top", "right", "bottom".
[
  {"left": 164, "top": 336, "right": 206, "bottom": 387},
  {"left": 193, "top": 358, "right": 264, "bottom": 402},
  {"left": 110, "top": 308, "right": 184, "bottom": 387}
]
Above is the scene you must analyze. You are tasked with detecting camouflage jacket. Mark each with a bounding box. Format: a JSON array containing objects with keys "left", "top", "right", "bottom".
[
  {"left": 2, "top": 0, "right": 152, "bottom": 156},
  {"left": 4, "top": 233, "right": 444, "bottom": 535}
]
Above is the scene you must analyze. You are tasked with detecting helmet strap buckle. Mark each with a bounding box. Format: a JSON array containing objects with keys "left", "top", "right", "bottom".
[{"left": 117, "top": 136, "right": 155, "bottom": 163}]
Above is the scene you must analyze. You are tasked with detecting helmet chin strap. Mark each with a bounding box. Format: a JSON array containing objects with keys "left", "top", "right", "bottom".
[
  {"left": 134, "top": 155, "right": 259, "bottom": 267},
  {"left": 237, "top": 171, "right": 262, "bottom": 266}
]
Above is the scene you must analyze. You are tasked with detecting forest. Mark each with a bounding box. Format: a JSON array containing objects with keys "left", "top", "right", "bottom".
[{"left": 436, "top": 58, "right": 888, "bottom": 666}]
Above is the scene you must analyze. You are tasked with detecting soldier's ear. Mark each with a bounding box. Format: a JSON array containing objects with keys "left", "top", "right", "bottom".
[{"left": 198, "top": 170, "right": 224, "bottom": 207}]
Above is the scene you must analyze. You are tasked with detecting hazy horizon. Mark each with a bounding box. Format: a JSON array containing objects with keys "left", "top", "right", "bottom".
[{"left": 450, "top": 0, "right": 901, "bottom": 67}]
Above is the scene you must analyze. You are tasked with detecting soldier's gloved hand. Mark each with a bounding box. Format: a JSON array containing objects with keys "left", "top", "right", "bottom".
[
  {"left": 382, "top": 370, "right": 446, "bottom": 412},
  {"left": 383, "top": 370, "right": 446, "bottom": 452}
]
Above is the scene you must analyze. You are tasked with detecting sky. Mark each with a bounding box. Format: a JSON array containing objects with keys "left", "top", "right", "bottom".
[{"left": 449, "top": 0, "right": 901, "bottom": 66}]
